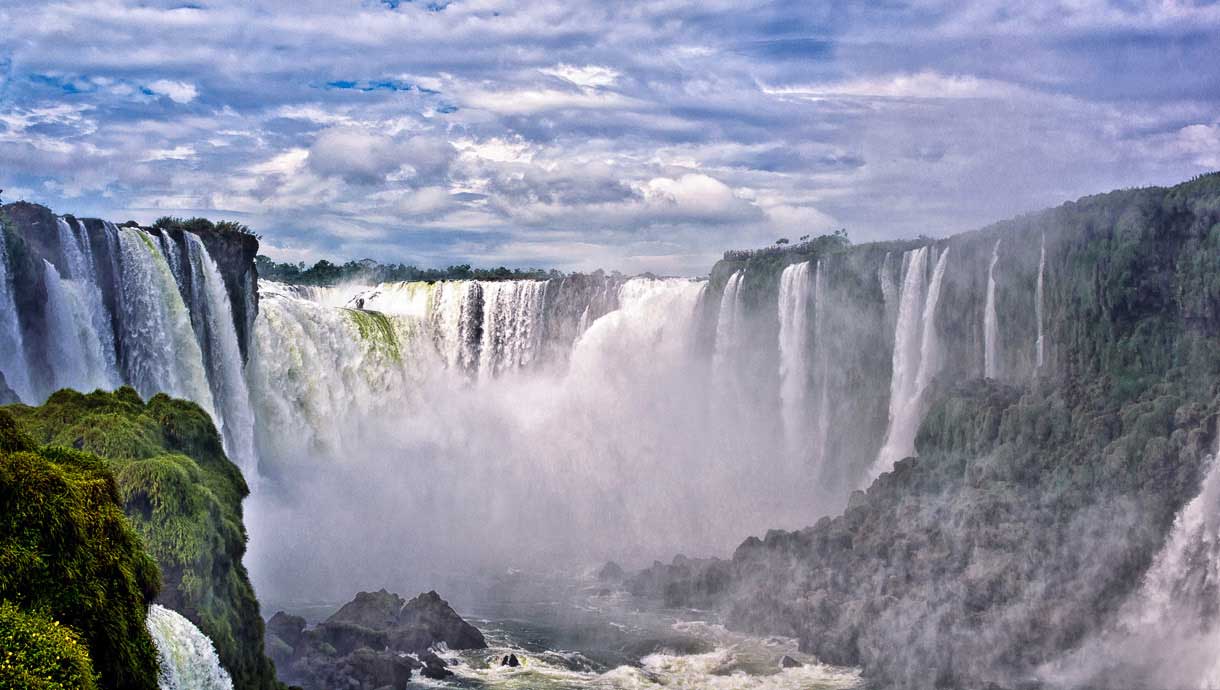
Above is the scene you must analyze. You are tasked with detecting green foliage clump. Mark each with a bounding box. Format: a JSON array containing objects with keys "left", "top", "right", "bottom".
[
  {"left": 346, "top": 309, "right": 401, "bottom": 361},
  {"left": 4, "top": 388, "right": 282, "bottom": 690},
  {"left": 155, "top": 215, "right": 259, "bottom": 238},
  {"left": 0, "top": 408, "right": 161, "bottom": 690},
  {"left": 255, "top": 254, "right": 564, "bottom": 286},
  {"left": 0, "top": 602, "right": 99, "bottom": 690}
]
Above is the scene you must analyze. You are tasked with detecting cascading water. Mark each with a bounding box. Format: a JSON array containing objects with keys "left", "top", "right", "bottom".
[
  {"left": 777, "top": 262, "right": 812, "bottom": 454},
  {"left": 43, "top": 259, "right": 112, "bottom": 394},
  {"left": 115, "top": 228, "right": 216, "bottom": 416},
  {"left": 879, "top": 251, "right": 897, "bottom": 327},
  {"left": 984, "top": 238, "right": 1001, "bottom": 379},
  {"left": 146, "top": 604, "right": 234, "bottom": 690},
  {"left": 1044, "top": 430, "right": 1220, "bottom": 689},
  {"left": 184, "top": 233, "right": 259, "bottom": 478},
  {"left": 246, "top": 275, "right": 820, "bottom": 599},
  {"left": 0, "top": 234, "right": 32, "bottom": 400},
  {"left": 478, "top": 280, "right": 547, "bottom": 380},
  {"left": 868, "top": 246, "right": 949, "bottom": 481},
  {"left": 812, "top": 261, "right": 829, "bottom": 471},
  {"left": 56, "top": 218, "right": 120, "bottom": 388},
  {"left": 713, "top": 270, "right": 745, "bottom": 396},
  {"left": 1036, "top": 233, "right": 1046, "bottom": 369}
]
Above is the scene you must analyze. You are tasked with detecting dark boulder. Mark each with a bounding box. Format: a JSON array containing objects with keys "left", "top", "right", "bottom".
[
  {"left": 270, "top": 590, "right": 484, "bottom": 690},
  {"left": 780, "top": 655, "right": 802, "bottom": 669},
  {"left": 597, "top": 561, "right": 625, "bottom": 581},
  {"left": 267, "top": 611, "right": 307, "bottom": 649}
]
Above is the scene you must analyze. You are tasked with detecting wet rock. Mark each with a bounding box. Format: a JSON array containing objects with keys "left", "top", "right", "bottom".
[
  {"left": 269, "top": 589, "right": 483, "bottom": 690},
  {"left": 779, "top": 655, "right": 802, "bottom": 669},
  {"left": 418, "top": 650, "right": 453, "bottom": 679},
  {"left": 501, "top": 653, "right": 520, "bottom": 667},
  {"left": 597, "top": 561, "right": 625, "bottom": 581}
]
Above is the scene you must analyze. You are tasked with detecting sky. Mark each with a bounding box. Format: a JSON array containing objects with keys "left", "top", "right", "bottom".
[{"left": 1, "top": 1, "right": 1219, "bottom": 275}]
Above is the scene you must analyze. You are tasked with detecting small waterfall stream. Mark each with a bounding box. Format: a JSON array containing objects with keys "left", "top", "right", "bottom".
[
  {"left": 185, "top": 233, "right": 259, "bottom": 478},
  {"left": 869, "top": 246, "right": 949, "bottom": 481},
  {"left": 146, "top": 604, "right": 234, "bottom": 690},
  {"left": 984, "top": 238, "right": 1001, "bottom": 379},
  {"left": 778, "top": 262, "right": 812, "bottom": 455}
]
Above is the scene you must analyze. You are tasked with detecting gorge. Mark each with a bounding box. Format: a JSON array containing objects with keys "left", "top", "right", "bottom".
[{"left": 2, "top": 172, "right": 1220, "bottom": 689}]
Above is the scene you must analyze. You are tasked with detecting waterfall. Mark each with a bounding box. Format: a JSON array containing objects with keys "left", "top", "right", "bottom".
[
  {"left": 1044, "top": 430, "right": 1220, "bottom": 689},
  {"left": 879, "top": 251, "right": 897, "bottom": 328},
  {"left": 713, "top": 271, "right": 744, "bottom": 376},
  {"left": 158, "top": 233, "right": 186, "bottom": 291},
  {"left": 184, "top": 233, "right": 259, "bottom": 478},
  {"left": 1036, "top": 233, "right": 1046, "bottom": 369},
  {"left": 812, "top": 261, "right": 830, "bottom": 470},
  {"left": 777, "top": 262, "right": 812, "bottom": 454},
  {"left": 246, "top": 275, "right": 825, "bottom": 598},
  {"left": 0, "top": 233, "right": 32, "bottom": 401},
  {"left": 54, "top": 218, "right": 120, "bottom": 389},
  {"left": 869, "top": 246, "right": 949, "bottom": 481},
  {"left": 115, "top": 228, "right": 216, "bottom": 417},
  {"left": 477, "top": 280, "right": 548, "bottom": 380},
  {"left": 43, "top": 259, "right": 114, "bottom": 394},
  {"left": 984, "top": 238, "right": 1001, "bottom": 379},
  {"left": 146, "top": 604, "right": 234, "bottom": 690}
]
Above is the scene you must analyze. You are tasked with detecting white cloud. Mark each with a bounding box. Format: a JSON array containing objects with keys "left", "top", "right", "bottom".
[
  {"left": 462, "top": 88, "right": 636, "bottom": 115},
  {"left": 141, "top": 145, "right": 196, "bottom": 161},
  {"left": 539, "top": 64, "right": 621, "bottom": 89},
  {"left": 766, "top": 71, "right": 1027, "bottom": 101},
  {"left": 146, "top": 79, "right": 198, "bottom": 103}
]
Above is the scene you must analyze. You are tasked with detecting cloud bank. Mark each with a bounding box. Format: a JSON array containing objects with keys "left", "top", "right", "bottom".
[{"left": 1, "top": 0, "right": 1218, "bottom": 274}]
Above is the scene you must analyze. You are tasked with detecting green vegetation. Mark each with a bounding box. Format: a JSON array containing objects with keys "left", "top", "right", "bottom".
[
  {"left": 0, "top": 408, "right": 161, "bottom": 690},
  {"left": 345, "top": 309, "right": 401, "bottom": 361},
  {"left": 0, "top": 603, "right": 99, "bottom": 690},
  {"left": 5, "top": 388, "right": 282, "bottom": 690},
  {"left": 154, "top": 215, "right": 259, "bottom": 239},
  {"left": 710, "top": 171, "right": 1220, "bottom": 689},
  {"left": 256, "top": 255, "right": 566, "bottom": 286}
]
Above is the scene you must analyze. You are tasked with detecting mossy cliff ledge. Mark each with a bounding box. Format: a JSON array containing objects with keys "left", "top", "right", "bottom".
[
  {"left": 632, "top": 173, "right": 1220, "bottom": 689},
  {"left": 3, "top": 387, "right": 282, "bottom": 690},
  {"left": 0, "top": 406, "right": 160, "bottom": 690}
]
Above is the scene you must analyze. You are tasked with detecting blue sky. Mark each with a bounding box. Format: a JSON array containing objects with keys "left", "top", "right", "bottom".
[{"left": 1, "top": 1, "right": 1219, "bottom": 274}]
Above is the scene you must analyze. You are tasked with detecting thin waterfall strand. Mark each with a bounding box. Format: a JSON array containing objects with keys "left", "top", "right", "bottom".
[
  {"left": 777, "top": 262, "right": 812, "bottom": 454},
  {"left": 1036, "top": 233, "right": 1046, "bottom": 369},
  {"left": 185, "top": 233, "right": 259, "bottom": 479},
  {"left": 984, "top": 238, "right": 1001, "bottom": 379}
]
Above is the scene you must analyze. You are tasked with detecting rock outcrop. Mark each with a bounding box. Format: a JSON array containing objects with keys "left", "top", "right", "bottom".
[{"left": 265, "top": 589, "right": 485, "bottom": 690}]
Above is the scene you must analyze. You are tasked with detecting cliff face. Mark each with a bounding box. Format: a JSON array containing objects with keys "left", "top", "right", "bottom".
[
  {"left": 5, "top": 388, "right": 283, "bottom": 690},
  {"left": 0, "top": 202, "right": 260, "bottom": 378},
  {"left": 656, "top": 173, "right": 1220, "bottom": 688}
]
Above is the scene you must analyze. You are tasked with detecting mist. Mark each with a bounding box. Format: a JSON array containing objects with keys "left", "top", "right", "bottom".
[{"left": 244, "top": 275, "right": 848, "bottom": 602}]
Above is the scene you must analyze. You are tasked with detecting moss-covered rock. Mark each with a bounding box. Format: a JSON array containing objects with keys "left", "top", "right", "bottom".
[
  {"left": 0, "top": 409, "right": 161, "bottom": 690},
  {"left": 4, "top": 387, "right": 281, "bottom": 690}
]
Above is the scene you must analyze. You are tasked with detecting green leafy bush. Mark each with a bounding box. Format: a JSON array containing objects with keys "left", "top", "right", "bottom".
[
  {"left": 0, "top": 409, "right": 161, "bottom": 690},
  {"left": 0, "top": 602, "right": 99, "bottom": 690}
]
